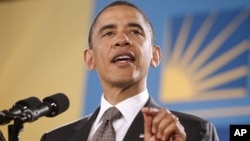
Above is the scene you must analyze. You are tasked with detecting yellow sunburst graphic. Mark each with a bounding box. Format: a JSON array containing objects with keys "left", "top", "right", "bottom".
[
  {"left": 160, "top": 9, "right": 250, "bottom": 103},
  {"left": 162, "top": 65, "right": 194, "bottom": 100}
]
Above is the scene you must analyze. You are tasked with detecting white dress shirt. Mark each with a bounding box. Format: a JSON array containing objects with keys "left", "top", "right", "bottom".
[{"left": 87, "top": 89, "right": 149, "bottom": 141}]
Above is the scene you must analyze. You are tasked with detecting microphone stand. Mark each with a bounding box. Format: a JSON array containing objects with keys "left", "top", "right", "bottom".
[
  {"left": 7, "top": 114, "right": 26, "bottom": 141},
  {"left": 0, "top": 130, "right": 6, "bottom": 141}
]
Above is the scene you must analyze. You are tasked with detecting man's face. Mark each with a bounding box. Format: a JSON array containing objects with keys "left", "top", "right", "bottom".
[{"left": 85, "top": 5, "right": 160, "bottom": 87}]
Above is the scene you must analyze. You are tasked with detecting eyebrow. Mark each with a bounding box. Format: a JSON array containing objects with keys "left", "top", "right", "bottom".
[
  {"left": 127, "top": 23, "right": 143, "bottom": 31},
  {"left": 98, "top": 22, "right": 144, "bottom": 35},
  {"left": 98, "top": 24, "right": 116, "bottom": 35}
]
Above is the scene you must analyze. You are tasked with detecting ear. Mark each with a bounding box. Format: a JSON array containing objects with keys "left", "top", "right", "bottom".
[
  {"left": 84, "top": 49, "right": 95, "bottom": 70},
  {"left": 150, "top": 45, "right": 162, "bottom": 67}
]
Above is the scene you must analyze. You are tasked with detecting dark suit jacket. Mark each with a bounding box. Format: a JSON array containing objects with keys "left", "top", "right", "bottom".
[{"left": 40, "top": 97, "right": 219, "bottom": 141}]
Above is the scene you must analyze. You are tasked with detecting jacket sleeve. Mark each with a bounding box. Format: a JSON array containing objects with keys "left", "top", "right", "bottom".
[
  {"left": 172, "top": 110, "right": 219, "bottom": 141},
  {"left": 202, "top": 122, "right": 219, "bottom": 141}
]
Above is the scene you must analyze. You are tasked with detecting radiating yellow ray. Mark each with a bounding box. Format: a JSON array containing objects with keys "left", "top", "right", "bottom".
[
  {"left": 191, "top": 88, "right": 246, "bottom": 101},
  {"left": 189, "top": 9, "right": 249, "bottom": 73},
  {"left": 180, "top": 13, "right": 217, "bottom": 67},
  {"left": 194, "top": 40, "right": 249, "bottom": 81},
  {"left": 170, "top": 15, "right": 192, "bottom": 64},
  {"left": 184, "top": 105, "right": 250, "bottom": 118},
  {"left": 200, "top": 88, "right": 246, "bottom": 98},
  {"left": 196, "top": 66, "right": 248, "bottom": 91},
  {"left": 165, "top": 87, "right": 246, "bottom": 103}
]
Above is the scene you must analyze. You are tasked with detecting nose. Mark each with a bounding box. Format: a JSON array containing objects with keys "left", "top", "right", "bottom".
[{"left": 114, "top": 33, "right": 132, "bottom": 47}]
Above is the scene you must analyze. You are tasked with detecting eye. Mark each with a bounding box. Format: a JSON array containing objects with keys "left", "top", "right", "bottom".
[
  {"left": 130, "top": 29, "right": 142, "bottom": 35},
  {"left": 103, "top": 31, "right": 114, "bottom": 37}
]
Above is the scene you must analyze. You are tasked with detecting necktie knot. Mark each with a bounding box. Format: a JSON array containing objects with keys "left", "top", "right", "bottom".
[{"left": 102, "top": 107, "right": 122, "bottom": 121}]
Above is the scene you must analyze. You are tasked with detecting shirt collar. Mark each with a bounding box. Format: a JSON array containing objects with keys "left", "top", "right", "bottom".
[{"left": 96, "top": 89, "right": 149, "bottom": 124}]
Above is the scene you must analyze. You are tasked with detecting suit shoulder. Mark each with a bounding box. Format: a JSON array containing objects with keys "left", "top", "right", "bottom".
[
  {"left": 40, "top": 115, "right": 90, "bottom": 141},
  {"left": 171, "top": 110, "right": 219, "bottom": 141},
  {"left": 171, "top": 110, "right": 208, "bottom": 124},
  {"left": 51, "top": 116, "right": 89, "bottom": 132}
]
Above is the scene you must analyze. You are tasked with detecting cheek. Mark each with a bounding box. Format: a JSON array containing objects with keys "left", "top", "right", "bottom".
[
  {"left": 138, "top": 47, "right": 153, "bottom": 66},
  {"left": 93, "top": 48, "right": 110, "bottom": 66},
  {"left": 140, "top": 42, "right": 153, "bottom": 57},
  {"left": 94, "top": 50, "right": 105, "bottom": 62}
]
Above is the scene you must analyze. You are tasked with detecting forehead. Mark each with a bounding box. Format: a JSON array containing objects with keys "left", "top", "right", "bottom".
[{"left": 93, "top": 5, "right": 151, "bottom": 31}]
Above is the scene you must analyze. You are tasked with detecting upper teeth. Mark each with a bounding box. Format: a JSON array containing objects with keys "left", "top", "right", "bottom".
[{"left": 116, "top": 55, "right": 131, "bottom": 60}]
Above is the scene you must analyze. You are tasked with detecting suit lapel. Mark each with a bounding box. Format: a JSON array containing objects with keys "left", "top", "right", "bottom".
[
  {"left": 68, "top": 107, "right": 100, "bottom": 141},
  {"left": 123, "top": 111, "right": 144, "bottom": 141},
  {"left": 123, "top": 96, "right": 161, "bottom": 141}
]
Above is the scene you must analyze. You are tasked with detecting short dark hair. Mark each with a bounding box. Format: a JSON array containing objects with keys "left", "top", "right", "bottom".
[{"left": 87, "top": 1, "right": 155, "bottom": 48}]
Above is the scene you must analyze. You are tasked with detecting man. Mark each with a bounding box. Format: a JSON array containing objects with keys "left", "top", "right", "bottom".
[{"left": 41, "top": 1, "right": 219, "bottom": 141}]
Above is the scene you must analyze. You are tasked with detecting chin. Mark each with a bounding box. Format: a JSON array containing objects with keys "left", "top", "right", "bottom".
[{"left": 111, "top": 78, "right": 135, "bottom": 88}]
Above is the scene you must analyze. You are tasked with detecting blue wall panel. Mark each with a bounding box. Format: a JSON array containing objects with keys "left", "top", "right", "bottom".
[{"left": 84, "top": 1, "right": 250, "bottom": 141}]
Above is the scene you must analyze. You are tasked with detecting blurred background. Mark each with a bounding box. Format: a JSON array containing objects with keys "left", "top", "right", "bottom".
[{"left": 0, "top": 0, "right": 249, "bottom": 141}]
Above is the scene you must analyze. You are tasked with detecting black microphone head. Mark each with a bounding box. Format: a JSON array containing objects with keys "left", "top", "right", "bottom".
[
  {"left": 1, "top": 97, "right": 41, "bottom": 125},
  {"left": 10, "top": 97, "right": 41, "bottom": 114},
  {"left": 43, "top": 93, "right": 70, "bottom": 117},
  {"left": 15, "top": 97, "right": 41, "bottom": 109}
]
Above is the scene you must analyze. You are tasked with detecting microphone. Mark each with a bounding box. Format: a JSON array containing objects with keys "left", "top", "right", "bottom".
[
  {"left": 0, "top": 97, "right": 41, "bottom": 125},
  {"left": 23, "top": 93, "right": 70, "bottom": 122}
]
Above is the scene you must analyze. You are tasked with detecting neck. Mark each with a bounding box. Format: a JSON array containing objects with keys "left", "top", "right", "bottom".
[{"left": 102, "top": 79, "right": 146, "bottom": 105}]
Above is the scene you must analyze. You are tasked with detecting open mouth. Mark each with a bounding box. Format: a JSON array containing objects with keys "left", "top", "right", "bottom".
[{"left": 111, "top": 54, "right": 135, "bottom": 63}]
